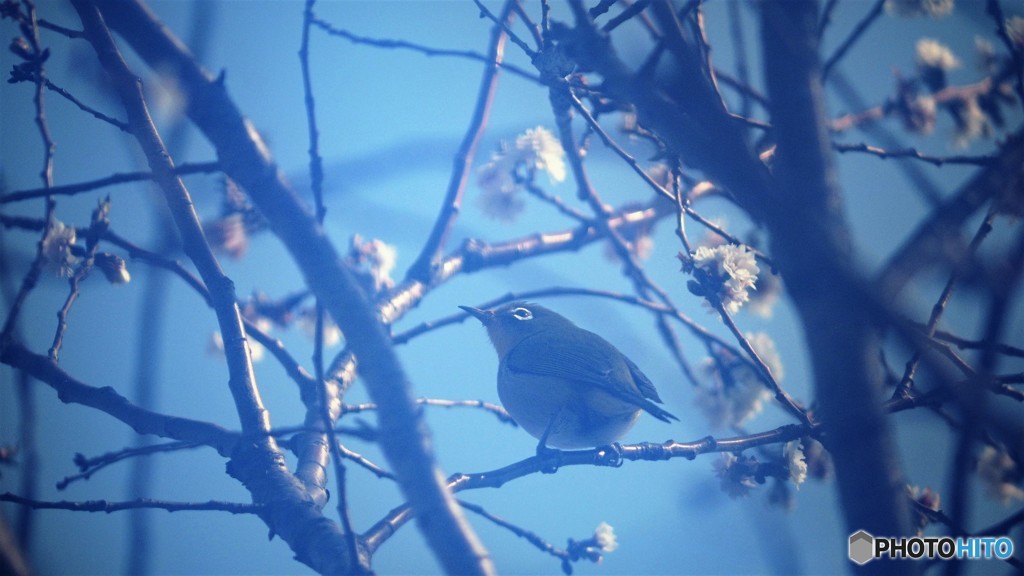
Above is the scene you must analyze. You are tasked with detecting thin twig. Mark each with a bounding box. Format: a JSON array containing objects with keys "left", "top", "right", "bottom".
[
  {"left": 817, "top": 0, "right": 840, "bottom": 40},
  {"left": 893, "top": 209, "right": 997, "bottom": 399},
  {"left": 37, "top": 18, "right": 83, "bottom": 38},
  {"left": 931, "top": 329, "right": 1024, "bottom": 358},
  {"left": 300, "top": 0, "right": 325, "bottom": 223},
  {"left": 603, "top": 0, "right": 650, "bottom": 33},
  {"left": 0, "top": 0, "right": 56, "bottom": 346},
  {"left": 335, "top": 442, "right": 394, "bottom": 480},
  {"left": 406, "top": 2, "right": 513, "bottom": 283},
  {"left": 1, "top": 162, "right": 222, "bottom": 204},
  {"left": 57, "top": 441, "right": 199, "bottom": 490},
  {"left": 565, "top": 92, "right": 776, "bottom": 268},
  {"left": 343, "top": 398, "right": 515, "bottom": 427},
  {"left": 458, "top": 500, "right": 571, "bottom": 564},
  {"left": 472, "top": 0, "right": 536, "bottom": 58},
  {"left": 709, "top": 293, "right": 810, "bottom": 427},
  {"left": 311, "top": 16, "right": 540, "bottom": 84},
  {"left": 833, "top": 142, "right": 997, "bottom": 167},
  {"left": 33, "top": 76, "right": 129, "bottom": 131}
]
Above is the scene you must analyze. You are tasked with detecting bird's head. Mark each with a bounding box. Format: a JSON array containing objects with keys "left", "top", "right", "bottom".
[{"left": 459, "top": 301, "right": 575, "bottom": 357}]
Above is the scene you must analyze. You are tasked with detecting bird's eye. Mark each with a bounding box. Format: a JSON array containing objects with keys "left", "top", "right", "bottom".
[{"left": 511, "top": 307, "right": 533, "bottom": 320}]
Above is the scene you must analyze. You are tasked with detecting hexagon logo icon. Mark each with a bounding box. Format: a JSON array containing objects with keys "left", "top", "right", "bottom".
[{"left": 848, "top": 530, "right": 874, "bottom": 565}]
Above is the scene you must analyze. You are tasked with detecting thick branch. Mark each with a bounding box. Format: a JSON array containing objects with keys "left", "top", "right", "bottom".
[
  {"left": 759, "top": 0, "right": 911, "bottom": 564},
  {"left": 93, "top": 1, "right": 492, "bottom": 572},
  {"left": 71, "top": 2, "right": 368, "bottom": 573}
]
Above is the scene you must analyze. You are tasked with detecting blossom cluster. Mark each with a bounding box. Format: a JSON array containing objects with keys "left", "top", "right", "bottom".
[
  {"left": 476, "top": 126, "right": 566, "bottom": 222},
  {"left": 688, "top": 244, "right": 760, "bottom": 314}
]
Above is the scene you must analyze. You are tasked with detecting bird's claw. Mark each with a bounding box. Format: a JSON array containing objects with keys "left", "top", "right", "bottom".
[
  {"left": 596, "top": 442, "right": 624, "bottom": 468},
  {"left": 536, "top": 442, "right": 562, "bottom": 473}
]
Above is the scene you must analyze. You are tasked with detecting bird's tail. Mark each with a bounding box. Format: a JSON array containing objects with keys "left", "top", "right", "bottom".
[{"left": 638, "top": 398, "right": 679, "bottom": 423}]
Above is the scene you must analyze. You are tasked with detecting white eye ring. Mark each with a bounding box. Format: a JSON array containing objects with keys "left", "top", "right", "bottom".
[{"left": 511, "top": 307, "right": 533, "bottom": 320}]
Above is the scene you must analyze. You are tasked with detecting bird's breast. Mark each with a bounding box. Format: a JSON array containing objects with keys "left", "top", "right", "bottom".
[{"left": 497, "top": 362, "right": 642, "bottom": 449}]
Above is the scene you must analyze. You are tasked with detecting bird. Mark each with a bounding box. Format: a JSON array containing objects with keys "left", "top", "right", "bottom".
[{"left": 460, "top": 302, "right": 678, "bottom": 450}]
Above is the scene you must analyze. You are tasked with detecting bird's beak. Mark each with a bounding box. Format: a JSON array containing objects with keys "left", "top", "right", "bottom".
[{"left": 459, "top": 305, "right": 494, "bottom": 325}]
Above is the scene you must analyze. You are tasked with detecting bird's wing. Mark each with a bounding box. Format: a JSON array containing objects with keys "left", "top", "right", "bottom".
[
  {"left": 623, "top": 355, "right": 663, "bottom": 403},
  {"left": 505, "top": 332, "right": 678, "bottom": 423}
]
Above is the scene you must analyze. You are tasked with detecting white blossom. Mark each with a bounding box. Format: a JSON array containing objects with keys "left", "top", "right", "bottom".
[
  {"left": 42, "top": 218, "right": 79, "bottom": 278},
  {"left": 515, "top": 126, "right": 566, "bottom": 183},
  {"left": 476, "top": 126, "right": 565, "bottom": 222},
  {"left": 691, "top": 244, "right": 759, "bottom": 313},
  {"left": 916, "top": 38, "right": 960, "bottom": 70},
  {"left": 594, "top": 522, "right": 618, "bottom": 552},
  {"left": 350, "top": 235, "right": 397, "bottom": 292},
  {"left": 976, "top": 446, "right": 1024, "bottom": 504},
  {"left": 885, "top": 0, "right": 954, "bottom": 18},
  {"left": 785, "top": 440, "right": 807, "bottom": 488}
]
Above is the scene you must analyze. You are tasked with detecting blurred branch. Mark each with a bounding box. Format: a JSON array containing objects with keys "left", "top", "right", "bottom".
[
  {"left": 820, "top": 0, "right": 884, "bottom": 81},
  {"left": 878, "top": 129, "right": 1024, "bottom": 299},
  {"left": 760, "top": 0, "right": 910, "bottom": 555}
]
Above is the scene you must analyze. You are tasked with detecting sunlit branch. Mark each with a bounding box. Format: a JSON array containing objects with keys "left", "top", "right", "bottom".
[{"left": 832, "top": 142, "right": 997, "bottom": 167}]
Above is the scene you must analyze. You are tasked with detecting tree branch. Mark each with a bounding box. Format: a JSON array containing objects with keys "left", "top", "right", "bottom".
[
  {"left": 760, "top": 0, "right": 911, "bottom": 564},
  {"left": 92, "top": 1, "right": 493, "bottom": 572}
]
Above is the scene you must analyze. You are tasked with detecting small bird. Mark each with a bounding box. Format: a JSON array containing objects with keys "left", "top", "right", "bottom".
[{"left": 460, "top": 302, "right": 678, "bottom": 449}]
